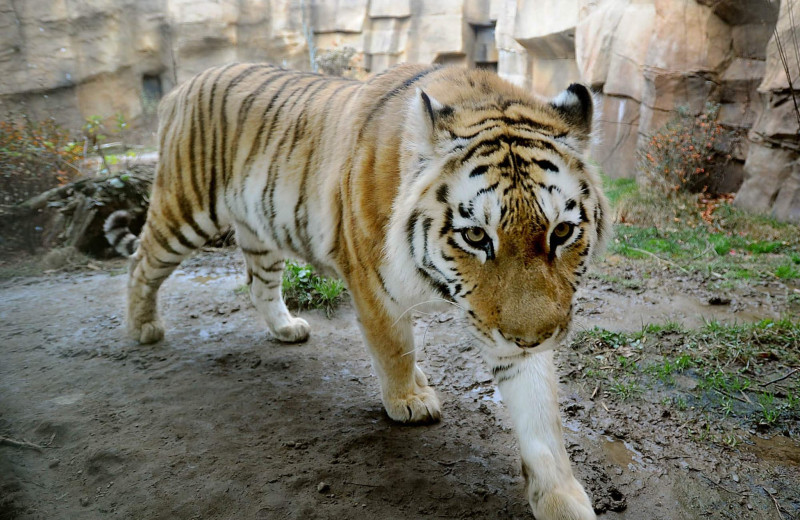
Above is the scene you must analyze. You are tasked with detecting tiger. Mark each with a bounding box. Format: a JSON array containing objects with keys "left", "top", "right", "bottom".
[{"left": 104, "top": 62, "right": 609, "bottom": 520}]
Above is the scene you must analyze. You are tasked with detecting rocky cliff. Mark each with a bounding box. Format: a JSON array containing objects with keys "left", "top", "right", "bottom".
[{"left": 1, "top": 0, "right": 798, "bottom": 221}]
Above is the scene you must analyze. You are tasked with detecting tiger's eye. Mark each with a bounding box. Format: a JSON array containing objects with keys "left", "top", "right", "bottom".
[
  {"left": 553, "top": 222, "right": 571, "bottom": 239},
  {"left": 463, "top": 227, "right": 488, "bottom": 247}
]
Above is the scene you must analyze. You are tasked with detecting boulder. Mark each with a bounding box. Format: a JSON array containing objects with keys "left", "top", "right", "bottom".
[
  {"left": 591, "top": 94, "right": 642, "bottom": 178},
  {"left": 696, "top": 0, "right": 777, "bottom": 26},
  {"left": 368, "top": 0, "right": 410, "bottom": 18},
  {"left": 760, "top": 0, "right": 800, "bottom": 93},
  {"left": 512, "top": 0, "right": 579, "bottom": 60},
  {"left": 603, "top": 2, "right": 656, "bottom": 101},
  {"left": 575, "top": 0, "right": 628, "bottom": 89},
  {"left": 311, "top": 0, "right": 368, "bottom": 34},
  {"left": 735, "top": 140, "right": 798, "bottom": 221}
]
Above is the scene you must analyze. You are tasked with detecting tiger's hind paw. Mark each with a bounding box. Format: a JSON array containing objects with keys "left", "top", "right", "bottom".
[
  {"left": 132, "top": 321, "right": 165, "bottom": 344},
  {"left": 271, "top": 316, "right": 310, "bottom": 343}
]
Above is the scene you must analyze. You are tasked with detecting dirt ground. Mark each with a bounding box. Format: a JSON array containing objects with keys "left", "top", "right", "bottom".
[{"left": 1, "top": 248, "right": 798, "bottom": 519}]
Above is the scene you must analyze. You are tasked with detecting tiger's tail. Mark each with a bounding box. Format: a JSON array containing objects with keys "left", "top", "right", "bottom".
[{"left": 104, "top": 210, "right": 139, "bottom": 257}]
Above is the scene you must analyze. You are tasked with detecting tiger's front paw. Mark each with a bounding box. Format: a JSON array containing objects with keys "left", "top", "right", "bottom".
[
  {"left": 382, "top": 380, "right": 441, "bottom": 424},
  {"left": 131, "top": 320, "right": 165, "bottom": 345},
  {"left": 271, "top": 316, "right": 310, "bottom": 343},
  {"left": 530, "top": 482, "right": 595, "bottom": 520}
]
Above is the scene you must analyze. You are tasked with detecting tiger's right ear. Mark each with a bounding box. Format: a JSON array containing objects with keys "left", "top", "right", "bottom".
[
  {"left": 550, "top": 83, "right": 594, "bottom": 140},
  {"left": 406, "top": 88, "right": 446, "bottom": 155}
]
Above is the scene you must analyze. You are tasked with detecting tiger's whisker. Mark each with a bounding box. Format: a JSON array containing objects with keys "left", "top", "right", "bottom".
[{"left": 391, "top": 298, "right": 465, "bottom": 327}]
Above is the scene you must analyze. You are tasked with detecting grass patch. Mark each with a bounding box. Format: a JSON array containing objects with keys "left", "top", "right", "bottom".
[
  {"left": 602, "top": 176, "right": 638, "bottom": 208},
  {"left": 570, "top": 319, "right": 800, "bottom": 432},
  {"left": 281, "top": 261, "right": 346, "bottom": 317},
  {"left": 602, "top": 174, "right": 800, "bottom": 282},
  {"left": 775, "top": 263, "right": 800, "bottom": 279},
  {"left": 608, "top": 379, "right": 642, "bottom": 400}
]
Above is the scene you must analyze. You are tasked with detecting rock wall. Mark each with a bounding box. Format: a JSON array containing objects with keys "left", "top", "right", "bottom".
[
  {"left": 0, "top": 0, "right": 310, "bottom": 133},
  {"left": 1, "top": 0, "right": 798, "bottom": 221}
]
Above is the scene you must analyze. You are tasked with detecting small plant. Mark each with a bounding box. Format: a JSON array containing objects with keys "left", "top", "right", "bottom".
[
  {"left": 775, "top": 263, "right": 800, "bottom": 279},
  {"left": 83, "top": 113, "right": 130, "bottom": 174},
  {"left": 638, "top": 103, "right": 740, "bottom": 196},
  {"left": 720, "top": 396, "right": 734, "bottom": 418},
  {"left": 282, "top": 261, "right": 346, "bottom": 317},
  {"left": 757, "top": 392, "right": 781, "bottom": 425},
  {"left": 617, "top": 355, "right": 638, "bottom": 373},
  {"left": 316, "top": 46, "right": 357, "bottom": 77},
  {"left": 608, "top": 379, "right": 641, "bottom": 400},
  {"left": 722, "top": 433, "right": 738, "bottom": 448},
  {"left": 0, "top": 116, "right": 83, "bottom": 204}
]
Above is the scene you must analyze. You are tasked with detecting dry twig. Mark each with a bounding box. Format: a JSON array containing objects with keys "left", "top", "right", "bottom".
[
  {"left": 0, "top": 436, "right": 45, "bottom": 452},
  {"left": 759, "top": 368, "right": 800, "bottom": 387}
]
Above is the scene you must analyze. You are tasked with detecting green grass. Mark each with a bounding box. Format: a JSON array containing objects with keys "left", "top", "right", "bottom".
[
  {"left": 602, "top": 174, "right": 800, "bottom": 282},
  {"left": 646, "top": 354, "right": 694, "bottom": 384},
  {"left": 281, "top": 261, "right": 346, "bottom": 317},
  {"left": 602, "top": 176, "right": 638, "bottom": 207},
  {"left": 775, "top": 263, "right": 800, "bottom": 279},
  {"left": 571, "top": 319, "right": 800, "bottom": 431},
  {"left": 608, "top": 379, "right": 642, "bottom": 400}
]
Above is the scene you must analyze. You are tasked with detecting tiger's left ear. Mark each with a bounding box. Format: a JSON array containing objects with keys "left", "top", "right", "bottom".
[
  {"left": 406, "top": 88, "right": 447, "bottom": 155},
  {"left": 550, "top": 83, "right": 594, "bottom": 142}
]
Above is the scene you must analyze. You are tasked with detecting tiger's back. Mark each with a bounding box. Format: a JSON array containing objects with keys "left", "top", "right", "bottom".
[
  {"left": 151, "top": 64, "right": 359, "bottom": 271},
  {"left": 107, "top": 62, "right": 608, "bottom": 520}
]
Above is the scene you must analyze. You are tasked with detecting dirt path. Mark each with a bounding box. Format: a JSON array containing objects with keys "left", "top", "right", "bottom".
[{"left": 1, "top": 250, "right": 798, "bottom": 519}]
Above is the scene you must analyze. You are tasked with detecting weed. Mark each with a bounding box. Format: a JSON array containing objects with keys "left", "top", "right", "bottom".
[
  {"left": 643, "top": 321, "right": 684, "bottom": 335},
  {"left": 673, "top": 396, "right": 688, "bottom": 411},
  {"left": 699, "top": 370, "right": 752, "bottom": 394},
  {"left": 757, "top": 392, "right": 781, "bottom": 425},
  {"left": 608, "top": 379, "right": 641, "bottom": 400},
  {"left": 0, "top": 116, "right": 83, "bottom": 204},
  {"left": 747, "top": 241, "right": 783, "bottom": 254},
  {"left": 591, "top": 273, "right": 642, "bottom": 290},
  {"left": 775, "top": 263, "right": 800, "bottom": 279},
  {"left": 310, "top": 277, "right": 346, "bottom": 317},
  {"left": 722, "top": 433, "right": 738, "bottom": 448},
  {"left": 646, "top": 354, "right": 693, "bottom": 385},
  {"left": 720, "top": 396, "right": 734, "bottom": 418},
  {"left": 638, "top": 103, "right": 740, "bottom": 195},
  {"left": 282, "top": 261, "right": 346, "bottom": 317},
  {"left": 787, "top": 391, "right": 800, "bottom": 411},
  {"left": 674, "top": 354, "right": 694, "bottom": 371}
]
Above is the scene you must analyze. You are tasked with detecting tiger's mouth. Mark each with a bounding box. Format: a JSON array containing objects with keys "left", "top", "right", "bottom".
[{"left": 467, "top": 326, "right": 567, "bottom": 362}]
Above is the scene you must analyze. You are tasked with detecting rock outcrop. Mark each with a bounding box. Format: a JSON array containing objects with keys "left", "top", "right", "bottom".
[
  {"left": 1, "top": 0, "right": 798, "bottom": 221},
  {"left": 735, "top": 0, "right": 800, "bottom": 223}
]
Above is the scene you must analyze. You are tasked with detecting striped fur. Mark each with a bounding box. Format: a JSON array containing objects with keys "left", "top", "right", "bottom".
[{"left": 107, "top": 63, "right": 608, "bottom": 519}]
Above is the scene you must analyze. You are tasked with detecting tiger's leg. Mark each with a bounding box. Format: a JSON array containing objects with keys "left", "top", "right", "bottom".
[
  {"left": 351, "top": 288, "right": 441, "bottom": 423},
  {"left": 127, "top": 220, "right": 199, "bottom": 344},
  {"left": 492, "top": 351, "right": 595, "bottom": 520},
  {"left": 235, "top": 224, "right": 310, "bottom": 343}
]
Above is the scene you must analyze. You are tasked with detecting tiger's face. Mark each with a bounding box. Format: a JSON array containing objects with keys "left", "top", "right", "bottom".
[{"left": 390, "top": 74, "right": 608, "bottom": 361}]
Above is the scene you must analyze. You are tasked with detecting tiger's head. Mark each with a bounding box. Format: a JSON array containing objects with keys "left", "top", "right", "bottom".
[{"left": 385, "top": 68, "right": 609, "bottom": 361}]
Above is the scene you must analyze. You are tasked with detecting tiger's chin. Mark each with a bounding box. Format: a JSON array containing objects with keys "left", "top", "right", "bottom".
[{"left": 471, "top": 329, "right": 564, "bottom": 363}]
